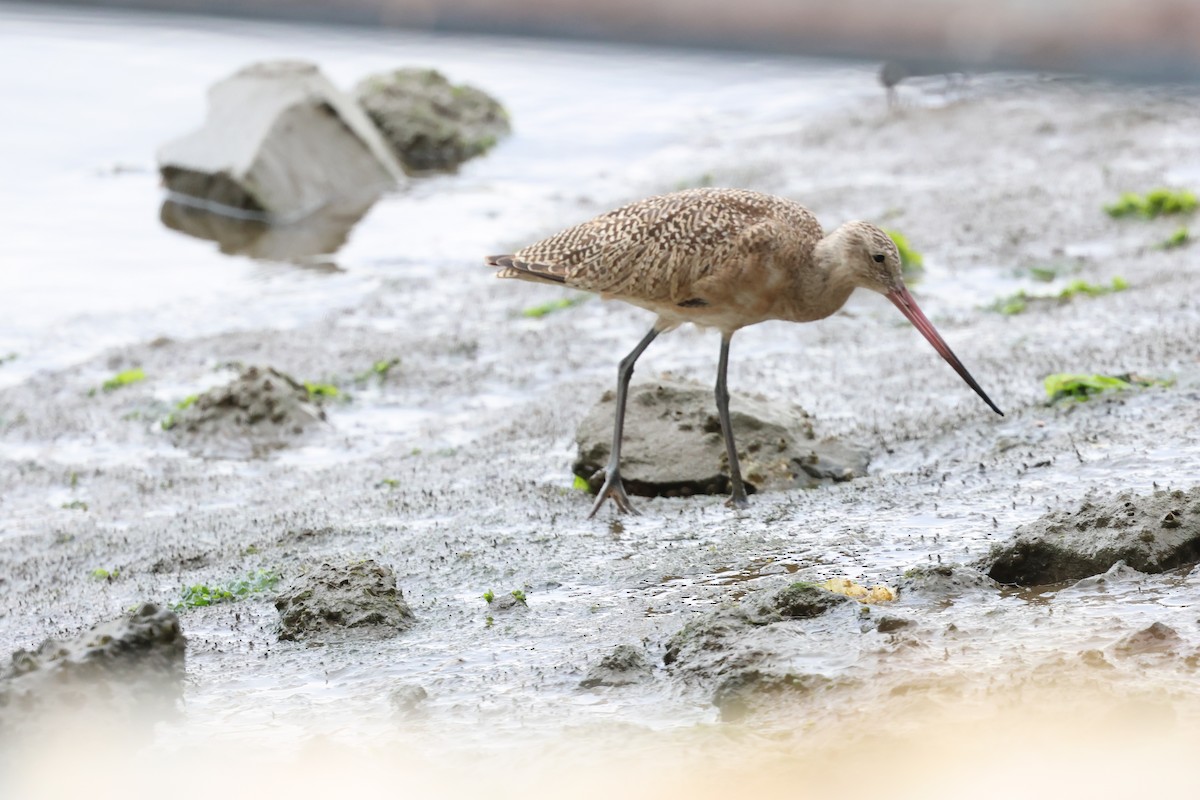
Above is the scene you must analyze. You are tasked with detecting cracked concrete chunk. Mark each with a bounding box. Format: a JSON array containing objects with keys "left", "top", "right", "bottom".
[
  {"left": 158, "top": 60, "right": 404, "bottom": 219},
  {"left": 573, "top": 381, "right": 869, "bottom": 499}
]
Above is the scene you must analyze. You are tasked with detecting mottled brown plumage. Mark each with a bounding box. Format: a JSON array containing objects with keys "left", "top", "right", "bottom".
[
  {"left": 490, "top": 188, "right": 839, "bottom": 335},
  {"left": 486, "top": 188, "right": 1002, "bottom": 517}
]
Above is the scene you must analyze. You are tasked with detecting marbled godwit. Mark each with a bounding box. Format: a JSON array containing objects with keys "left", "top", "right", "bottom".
[{"left": 486, "top": 187, "right": 1002, "bottom": 516}]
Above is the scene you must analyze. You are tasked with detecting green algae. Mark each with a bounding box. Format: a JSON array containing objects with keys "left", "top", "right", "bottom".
[
  {"left": 1044, "top": 373, "right": 1172, "bottom": 403},
  {"left": 1157, "top": 227, "right": 1191, "bottom": 250},
  {"left": 1104, "top": 188, "right": 1197, "bottom": 219},
  {"left": 174, "top": 569, "right": 281, "bottom": 611},
  {"left": 991, "top": 276, "right": 1129, "bottom": 315},
  {"left": 100, "top": 368, "right": 145, "bottom": 393},
  {"left": 521, "top": 295, "right": 590, "bottom": 318},
  {"left": 884, "top": 229, "right": 924, "bottom": 277}
]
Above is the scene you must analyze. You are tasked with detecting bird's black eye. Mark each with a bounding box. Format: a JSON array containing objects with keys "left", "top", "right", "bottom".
[{"left": 872, "top": 253, "right": 885, "bottom": 263}]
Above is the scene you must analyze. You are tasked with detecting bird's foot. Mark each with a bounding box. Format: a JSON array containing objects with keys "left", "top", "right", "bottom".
[
  {"left": 588, "top": 469, "right": 640, "bottom": 518},
  {"left": 725, "top": 484, "right": 750, "bottom": 510}
]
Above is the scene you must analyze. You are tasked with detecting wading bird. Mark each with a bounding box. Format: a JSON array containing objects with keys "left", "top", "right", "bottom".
[{"left": 486, "top": 188, "right": 1002, "bottom": 517}]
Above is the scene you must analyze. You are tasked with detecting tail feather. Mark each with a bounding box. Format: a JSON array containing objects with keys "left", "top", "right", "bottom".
[{"left": 484, "top": 254, "right": 567, "bottom": 284}]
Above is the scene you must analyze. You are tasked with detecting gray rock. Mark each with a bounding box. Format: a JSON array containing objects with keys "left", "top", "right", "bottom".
[
  {"left": 165, "top": 366, "right": 326, "bottom": 458},
  {"left": 579, "top": 644, "right": 653, "bottom": 688},
  {"left": 573, "top": 381, "right": 869, "bottom": 499},
  {"left": 158, "top": 61, "right": 404, "bottom": 219},
  {"left": 0, "top": 603, "right": 185, "bottom": 732},
  {"left": 274, "top": 560, "right": 416, "bottom": 641},
  {"left": 355, "top": 68, "right": 511, "bottom": 172},
  {"left": 987, "top": 487, "right": 1200, "bottom": 586}
]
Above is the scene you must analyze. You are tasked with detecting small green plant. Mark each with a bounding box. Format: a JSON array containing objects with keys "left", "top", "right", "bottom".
[
  {"left": 1059, "top": 277, "right": 1129, "bottom": 298},
  {"left": 482, "top": 589, "right": 495, "bottom": 604},
  {"left": 356, "top": 358, "right": 400, "bottom": 383},
  {"left": 521, "top": 296, "right": 589, "bottom": 318},
  {"left": 1027, "top": 265, "right": 1061, "bottom": 283},
  {"left": 1104, "top": 188, "right": 1197, "bottom": 219},
  {"left": 0, "top": 352, "right": 16, "bottom": 366},
  {"left": 61, "top": 499, "right": 88, "bottom": 511},
  {"left": 990, "top": 276, "right": 1128, "bottom": 315},
  {"left": 572, "top": 474, "right": 590, "bottom": 492},
  {"left": 173, "top": 569, "right": 281, "bottom": 611},
  {"left": 511, "top": 589, "right": 527, "bottom": 605},
  {"left": 485, "top": 616, "right": 494, "bottom": 627},
  {"left": 1157, "top": 227, "right": 1191, "bottom": 250},
  {"left": 1044, "top": 373, "right": 1172, "bottom": 403},
  {"left": 161, "top": 395, "right": 199, "bottom": 431},
  {"left": 376, "top": 478, "right": 400, "bottom": 490},
  {"left": 992, "top": 292, "right": 1031, "bottom": 315},
  {"left": 91, "top": 567, "right": 118, "bottom": 580},
  {"left": 100, "top": 368, "right": 145, "bottom": 392},
  {"left": 884, "top": 229, "right": 924, "bottom": 277},
  {"left": 304, "top": 381, "right": 340, "bottom": 400}
]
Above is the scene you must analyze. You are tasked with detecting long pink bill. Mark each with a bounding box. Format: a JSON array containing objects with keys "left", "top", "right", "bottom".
[{"left": 887, "top": 286, "right": 1004, "bottom": 416}]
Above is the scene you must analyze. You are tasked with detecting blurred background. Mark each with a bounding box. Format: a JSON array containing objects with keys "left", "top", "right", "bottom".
[{"left": 3, "top": 0, "right": 1196, "bottom": 387}]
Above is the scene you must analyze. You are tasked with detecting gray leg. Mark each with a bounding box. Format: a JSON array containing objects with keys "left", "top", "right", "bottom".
[
  {"left": 716, "top": 335, "right": 749, "bottom": 509},
  {"left": 589, "top": 327, "right": 659, "bottom": 518}
]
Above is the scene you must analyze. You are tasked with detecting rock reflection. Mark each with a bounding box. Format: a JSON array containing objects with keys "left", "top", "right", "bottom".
[{"left": 159, "top": 194, "right": 374, "bottom": 263}]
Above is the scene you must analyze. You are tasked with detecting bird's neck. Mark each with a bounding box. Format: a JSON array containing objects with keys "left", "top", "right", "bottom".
[{"left": 778, "top": 234, "right": 856, "bottom": 323}]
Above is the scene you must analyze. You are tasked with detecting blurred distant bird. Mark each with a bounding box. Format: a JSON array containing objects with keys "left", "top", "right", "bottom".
[
  {"left": 486, "top": 188, "right": 1002, "bottom": 516},
  {"left": 880, "top": 61, "right": 966, "bottom": 107}
]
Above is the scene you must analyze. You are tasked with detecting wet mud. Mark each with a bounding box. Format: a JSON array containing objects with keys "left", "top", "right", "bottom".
[
  {"left": 274, "top": 559, "right": 417, "bottom": 641},
  {"left": 3, "top": 5, "right": 1200, "bottom": 788},
  {"left": 165, "top": 365, "right": 327, "bottom": 458},
  {"left": 579, "top": 643, "right": 655, "bottom": 688},
  {"left": 0, "top": 603, "right": 184, "bottom": 736},
  {"left": 987, "top": 486, "right": 1200, "bottom": 585}
]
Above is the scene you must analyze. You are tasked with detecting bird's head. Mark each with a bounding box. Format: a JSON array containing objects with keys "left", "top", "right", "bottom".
[
  {"left": 822, "top": 220, "right": 1004, "bottom": 417},
  {"left": 831, "top": 221, "right": 906, "bottom": 296}
]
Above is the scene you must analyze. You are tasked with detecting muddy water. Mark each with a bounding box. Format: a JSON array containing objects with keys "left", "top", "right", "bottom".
[{"left": 4, "top": 1, "right": 1200, "bottom": 792}]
